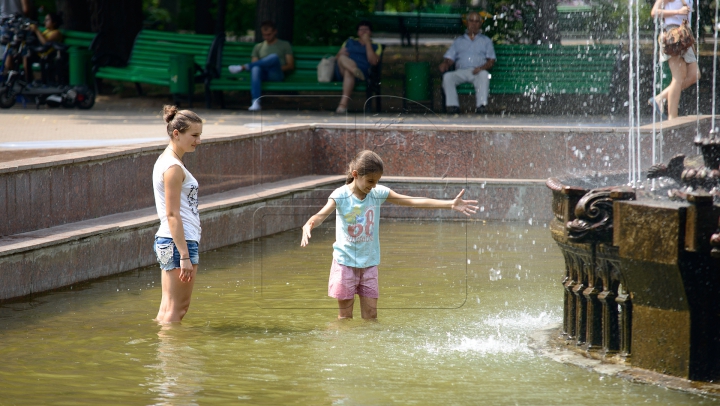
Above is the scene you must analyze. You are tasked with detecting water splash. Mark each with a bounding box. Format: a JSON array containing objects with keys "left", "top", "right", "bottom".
[{"left": 420, "top": 310, "right": 561, "bottom": 357}]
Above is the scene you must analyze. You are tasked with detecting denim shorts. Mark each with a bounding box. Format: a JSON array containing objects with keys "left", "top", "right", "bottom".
[{"left": 153, "top": 237, "right": 199, "bottom": 271}]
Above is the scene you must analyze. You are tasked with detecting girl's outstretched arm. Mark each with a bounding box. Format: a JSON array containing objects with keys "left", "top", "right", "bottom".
[
  {"left": 386, "top": 189, "right": 479, "bottom": 216},
  {"left": 301, "top": 198, "right": 337, "bottom": 246}
]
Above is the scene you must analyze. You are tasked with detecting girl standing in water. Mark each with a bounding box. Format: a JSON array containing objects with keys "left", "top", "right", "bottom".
[
  {"left": 300, "top": 150, "right": 478, "bottom": 320},
  {"left": 152, "top": 105, "right": 203, "bottom": 323}
]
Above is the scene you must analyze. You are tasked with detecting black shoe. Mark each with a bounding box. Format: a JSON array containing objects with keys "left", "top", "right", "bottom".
[
  {"left": 475, "top": 105, "right": 487, "bottom": 114},
  {"left": 447, "top": 106, "right": 460, "bottom": 114}
]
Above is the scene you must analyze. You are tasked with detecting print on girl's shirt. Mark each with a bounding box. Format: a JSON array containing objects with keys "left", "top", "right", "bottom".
[
  {"left": 345, "top": 207, "right": 375, "bottom": 243},
  {"left": 188, "top": 185, "right": 199, "bottom": 214}
]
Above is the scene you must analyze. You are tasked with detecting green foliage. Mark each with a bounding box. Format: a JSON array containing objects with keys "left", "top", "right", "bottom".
[
  {"left": 380, "top": 0, "right": 426, "bottom": 12},
  {"left": 594, "top": 0, "right": 652, "bottom": 39},
  {"left": 34, "top": 0, "right": 55, "bottom": 15},
  {"left": 224, "top": 0, "right": 256, "bottom": 37},
  {"left": 143, "top": 0, "right": 255, "bottom": 35},
  {"left": 482, "top": 2, "right": 531, "bottom": 43},
  {"left": 294, "top": 0, "right": 373, "bottom": 45},
  {"left": 143, "top": 0, "right": 173, "bottom": 30},
  {"left": 176, "top": 0, "right": 195, "bottom": 31}
]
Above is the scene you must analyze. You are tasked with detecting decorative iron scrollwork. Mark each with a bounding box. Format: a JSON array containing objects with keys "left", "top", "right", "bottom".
[{"left": 567, "top": 189, "right": 614, "bottom": 243}]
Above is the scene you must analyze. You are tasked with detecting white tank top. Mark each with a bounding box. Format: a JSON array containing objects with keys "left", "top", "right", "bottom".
[
  {"left": 663, "top": 0, "right": 693, "bottom": 27},
  {"left": 153, "top": 152, "right": 201, "bottom": 242}
]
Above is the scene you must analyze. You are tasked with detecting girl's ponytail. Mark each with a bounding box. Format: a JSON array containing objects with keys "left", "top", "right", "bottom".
[{"left": 345, "top": 150, "right": 384, "bottom": 184}]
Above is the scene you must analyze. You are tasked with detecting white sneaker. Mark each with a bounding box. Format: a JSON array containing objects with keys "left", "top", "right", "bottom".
[
  {"left": 228, "top": 65, "right": 245, "bottom": 74},
  {"left": 248, "top": 99, "right": 261, "bottom": 111}
]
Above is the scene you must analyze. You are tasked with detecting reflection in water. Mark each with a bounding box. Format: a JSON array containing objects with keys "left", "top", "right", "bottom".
[
  {"left": 0, "top": 222, "right": 716, "bottom": 404},
  {"left": 148, "top": 325, "right": 206, "bottom": 406}
]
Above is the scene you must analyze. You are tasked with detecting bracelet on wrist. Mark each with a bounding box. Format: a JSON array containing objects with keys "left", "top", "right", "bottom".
[{"left": 180, "top": 257, "right": 190, "bottom": 260}]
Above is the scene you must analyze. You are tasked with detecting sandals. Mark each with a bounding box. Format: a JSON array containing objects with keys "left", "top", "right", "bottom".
[{"left": 648, "top": 98, "right": 668, "bottom": 120}]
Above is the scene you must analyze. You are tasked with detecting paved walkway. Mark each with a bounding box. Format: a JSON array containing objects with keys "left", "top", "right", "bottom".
[
  {"left": 2, "top": 90, "right": 694, "bottom": 164},
  {"left": 0, "top": 94, "right": 635, "bottom": 146}
]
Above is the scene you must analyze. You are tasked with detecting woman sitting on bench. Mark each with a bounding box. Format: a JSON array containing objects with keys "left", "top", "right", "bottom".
[{"left": 334, "top": 20, "right": 381, "bottom": 114}]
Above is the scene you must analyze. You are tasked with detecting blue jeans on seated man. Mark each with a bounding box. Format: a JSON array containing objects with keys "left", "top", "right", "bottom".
[{"left": 248, "top": 53, "right": 284, "bottom": 110}]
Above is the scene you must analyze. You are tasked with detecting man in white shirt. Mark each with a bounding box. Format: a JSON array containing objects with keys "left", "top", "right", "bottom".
[{"left": 439, "top": 12, "right": 496, "bottom": 114}]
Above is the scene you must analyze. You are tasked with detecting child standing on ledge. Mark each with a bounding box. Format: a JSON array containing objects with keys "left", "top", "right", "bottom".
[{"left": 300, "top": 150, "right": 479, "bottom": 320}]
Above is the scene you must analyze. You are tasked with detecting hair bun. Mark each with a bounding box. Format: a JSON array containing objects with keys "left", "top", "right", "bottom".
[{"left": 163, "top": 105, "right": 178, "bottom": 123}]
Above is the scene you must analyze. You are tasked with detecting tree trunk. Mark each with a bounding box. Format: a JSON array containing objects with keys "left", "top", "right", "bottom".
[
  {"left": 55, "top": 0, "right": 92, "bottom": 31},
  {"left": 87, "top": 0, "right": 143, "bottom": 65},
  {"left": 215, "top": 0, "right": 226, "bottom": 36},
  {"left": 531, "top": 0, "right": 561, "bottom": 44},
  {"left": 255, "top": 0, "right": 294, "bottom": 42}
]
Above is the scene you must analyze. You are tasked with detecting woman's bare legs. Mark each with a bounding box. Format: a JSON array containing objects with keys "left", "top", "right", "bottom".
[
  {"left": 336, "top": 55, "right": 358, "bottom": 111},
  {"left": 653, "top": 57, "right": 700, "bottom": 119},
  {"left": 155, "top": 264, "right": 197, "bottom": 323}
]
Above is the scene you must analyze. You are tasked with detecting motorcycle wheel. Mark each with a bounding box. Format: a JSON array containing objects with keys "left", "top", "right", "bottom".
[
  {"left": 0, "top": 86, "right": 16, "bottom": 109},
  {"left": 76, "top": 88, "right": 95, "bottom": 110}
]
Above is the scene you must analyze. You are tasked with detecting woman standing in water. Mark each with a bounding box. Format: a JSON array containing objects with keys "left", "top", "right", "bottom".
[
  {"left": 152, "top": 105, "right": 203, "bottom": 323},
  {"left": 650, "top": 0, "right": 700, "bottom": 120}
]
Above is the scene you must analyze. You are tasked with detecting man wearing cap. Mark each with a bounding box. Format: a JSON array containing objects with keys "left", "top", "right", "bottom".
[{"left": 439, "top": 11, "right": 496, "bottom": 114}]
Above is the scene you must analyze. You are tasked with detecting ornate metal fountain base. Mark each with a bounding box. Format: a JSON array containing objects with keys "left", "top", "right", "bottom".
[{"left": 547, "top": 177, "right": 720, "bottom": 381}]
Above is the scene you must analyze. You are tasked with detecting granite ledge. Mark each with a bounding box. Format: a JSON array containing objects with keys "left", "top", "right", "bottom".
[{"left": 0, "top": 175, "right": 343, "bottom": 257}]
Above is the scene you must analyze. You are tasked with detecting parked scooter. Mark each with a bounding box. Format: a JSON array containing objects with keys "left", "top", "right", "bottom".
[
  {"left": 0, "top": 14, "right": 95, "bottom": 109},
  {"left": 0, "top": 69, "right": 95, "bottom": 109}
]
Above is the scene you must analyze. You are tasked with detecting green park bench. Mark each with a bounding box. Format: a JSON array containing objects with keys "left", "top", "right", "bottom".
[
  {"left": 444, "top": 44, "right": 619, "bottom": 111},
  {"left": 94, "top": 30, "right": 219, "bottom": 106},
  {"left": 204, "top": 40, "right": 384, "bottom": 112},
  {"left": 367, "top": 11, "right": 464, "bottom": 46}
]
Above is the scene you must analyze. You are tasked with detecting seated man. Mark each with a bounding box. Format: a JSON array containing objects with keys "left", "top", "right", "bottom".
[
  {"left": 228, "top": 20, "right": 294, "bottom": 111},
  {"left": 439, "top": 11, "right": 496, "bottom": 114},
  {"left": 333, "top": 20, "right": 381, "bottom": 114}
]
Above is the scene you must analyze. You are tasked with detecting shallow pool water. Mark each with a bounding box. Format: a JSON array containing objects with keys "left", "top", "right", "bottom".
[{"left": 0, "top": 221, "right": 716, "bottom": 405}]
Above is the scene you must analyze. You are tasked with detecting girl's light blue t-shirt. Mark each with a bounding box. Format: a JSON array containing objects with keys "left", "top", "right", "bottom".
[{"left": 330, "top": 184, "right": 391, "bottom": 268}]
